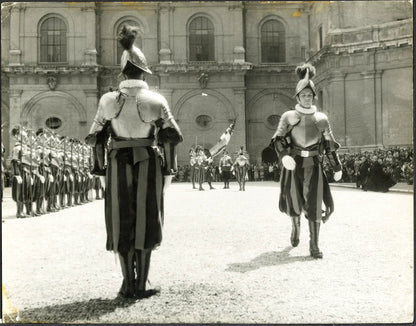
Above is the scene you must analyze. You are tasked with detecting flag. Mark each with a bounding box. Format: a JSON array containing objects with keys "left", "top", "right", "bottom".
[{"left": 208, "top": 121, "right": 236, "bottom": 158}]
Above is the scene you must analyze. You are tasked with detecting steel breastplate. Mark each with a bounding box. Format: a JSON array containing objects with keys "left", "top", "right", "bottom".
[
  {"left": 290, "top": 113, "right": 321, "bottom": 149},
  {"left": 110, "top": 96, "right": 155, "bottom": 138}
]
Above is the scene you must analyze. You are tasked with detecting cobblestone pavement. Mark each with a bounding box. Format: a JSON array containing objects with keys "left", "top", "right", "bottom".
[{"left": 1, "top": 182, "right": 414, "bottom": 324}]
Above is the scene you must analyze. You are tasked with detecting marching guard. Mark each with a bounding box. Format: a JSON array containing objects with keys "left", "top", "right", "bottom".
[
  {"left": 11, "top": 126, "right": 30, "bottom": 218},
  {"left": 189, "top": 148, "right": 197, "bottom": 189},
  {"left": 195, "top": 146, "right": 207, "bottom": 191},
  {"left": 271, "top": 63, "right": 342, "bottom": 259},
  {"left": 233, "top": 149, "right": 249, "bottom": 191},
  {"left": 86, "top": 24, "right": 183, "bottom": 299},
  {"left": 219, "top": 150, "right": 233, "bottom": 189}
]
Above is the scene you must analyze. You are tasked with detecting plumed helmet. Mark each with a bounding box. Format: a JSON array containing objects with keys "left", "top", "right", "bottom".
[
  {"left": 294, "top": 63, "right": 317, "bottom": 97},
  {"left": 118, "top": 24, "right": 152, "bottom": 75}
]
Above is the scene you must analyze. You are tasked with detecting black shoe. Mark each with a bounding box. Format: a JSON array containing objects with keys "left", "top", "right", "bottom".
[
  {"left": 310, "top": 249, "right": 323, "bottom": 259},
  {"left": 135, "top": 288, "right": 161, "bottom": 299}
]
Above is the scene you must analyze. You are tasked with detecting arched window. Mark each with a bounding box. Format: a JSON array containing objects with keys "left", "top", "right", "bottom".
[
  {"left": 116, "top": 20, "right": 142, "bottom": 65},
  {"left": 189, "top": 16, "right": 215, "bottom": 62},
  {"left": 39, "top": 16, "right": 67, "bottom": 63},
  {"left": 261, "top": 20, "right": 285, "bottom": 63}
]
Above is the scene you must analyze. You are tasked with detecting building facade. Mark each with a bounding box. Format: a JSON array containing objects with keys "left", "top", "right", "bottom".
[{"left": 1, "top": 1, "right": 412, "bottom": 165}]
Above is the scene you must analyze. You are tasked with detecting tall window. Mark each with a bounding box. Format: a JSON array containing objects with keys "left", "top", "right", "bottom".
[
  {"left": 116, "top": 20, "right": 142, "bottom": 65},
  {"left": 189, "top": 17, "right": 215, "bottom": 62},
  {"left": 39, "top": 17, "right": 67, "bottom": 63},
  {"left": 261, "top": 20, "right": 285, "bottom": 63}
]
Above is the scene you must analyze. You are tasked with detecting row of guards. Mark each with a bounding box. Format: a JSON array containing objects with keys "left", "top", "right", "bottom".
[
  {"left": 10, "top": 125, "right": 104, "bottom": 218},
  {"left": 189, "top": 141, "right": 251, "bottom": 191}
]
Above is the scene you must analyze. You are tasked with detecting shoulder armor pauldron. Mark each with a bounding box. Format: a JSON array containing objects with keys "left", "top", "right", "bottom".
[
  {"left": 314, "top": 112, "right": 329, "bottom": 131},
  {"left": 285, "top": 110, "right": 301, "bottom": 126}
]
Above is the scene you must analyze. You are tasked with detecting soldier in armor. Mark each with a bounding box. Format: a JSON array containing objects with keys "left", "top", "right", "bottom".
[
  {"left": 66, "top": 138, "right": 76, "bottom": 207},
  {"left": 86, "top": 24, "right": 183, "bottom": 299},
  {"left": 189, "top": 148, "right": 197, "bottom": 189},
  {"left": 47, "top": 135, "right": 61, "bottom": 212},
  {"left": 205, "top": 157, "right": 215, "bottom": 190},
  {"left": 195, "top": 146, "right": 207, "bottom": 191},
  {"left": 58, "top": 138, "right": 68, "bottom": 208},
  {"left": 271, "top": 63, "right": 342, "bottom": 259},
  {"left": 24, "top": 131, "right": 38, "bottom": 217},
  {"left": 11, "top": 126, "right": 30, "bottom": 218},
  {"left": 233, "top": 148, "right": 250, "bottom": 191},
  {"left": 219, "top": 150, "right": 233, "bottom": 189},
  {"left": 35, "top": 129, "right": 49, "bottom": 215}
]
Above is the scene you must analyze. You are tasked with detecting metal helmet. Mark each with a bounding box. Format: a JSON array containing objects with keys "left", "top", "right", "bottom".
[
  {"left": 118, "top": 24, "right": 152, "bottom": 75},
  {"left": 294, "top": 63, "right": 317, "bottom": 97}
]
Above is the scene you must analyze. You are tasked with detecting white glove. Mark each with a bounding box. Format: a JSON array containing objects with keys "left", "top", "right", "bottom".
[
  {"left": 333, "top": 170, "right": 342, "bottom": 181},
  {"left": 99, "top": 176, "right": 106, "bottom": 190},
  {"left": 163, "top": 175, "right": 173, "bottom": 194},
  {"left": 282, "top": 155, "right": 296, "bottom": 171}
]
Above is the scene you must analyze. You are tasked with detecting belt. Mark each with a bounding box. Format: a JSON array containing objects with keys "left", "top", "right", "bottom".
[
  {"left": 292, "top": 148, "right": 320, "bottom": 158},
  {"left": 108, "top": 138, "right": 155, "bottom": 149}
]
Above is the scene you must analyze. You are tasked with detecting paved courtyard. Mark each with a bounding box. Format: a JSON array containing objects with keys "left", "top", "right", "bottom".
[{"left": 1, "top": 182, "right": 414, "bottom": 324}]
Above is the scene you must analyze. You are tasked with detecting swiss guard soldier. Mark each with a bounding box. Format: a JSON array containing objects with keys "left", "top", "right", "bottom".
[
  {"left": 72, "top": 141, "right": 81, "bottom": 205},
  {"left": 24, "top": 130, "right": 38, "bottom": 217},
  {"left": 219, "top": 150, "right": 233, "bottom": 189},
  {"left": 233, "top": 148, "right": 250, "bottom": 191},
  {"left": 195, "top": 145, "right": 206, "bottom": 191},
  {"left": 11, "top": 126, "right": 30, "bottom": 218},
  {"left": 189, "top": 148, "right": 197, "bottom": 189},
  {"left": 85, "top": 24, "right": 183, "bottom": 299},
  {"left": 35, "top": 129, "right": 49, "bottom": 215},
  {"left": 271, "top": 63, "right": 342, "bottom": 259},
  {"left": 66, "top": 138, "right": 76, "bottom": 207},
  {"left": 205, "top": 157, "right": 215, "bottom": 190},
  {"left": 48, "top": 135, "right": 61, "bottom": 212},
  {"left": 59, "top": 137, "right": 69, "bottom": 208},
  {"left": 82, "top": 144, "right": 94, "bottom": 203}
]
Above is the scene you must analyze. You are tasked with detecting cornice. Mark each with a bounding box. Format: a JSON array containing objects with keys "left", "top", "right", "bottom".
[
  {"left": 2, "top": 65, "right": 100, "bottom": 75},
  {"left": 152, "top": 62, "right": 252, "bottom": 74}
]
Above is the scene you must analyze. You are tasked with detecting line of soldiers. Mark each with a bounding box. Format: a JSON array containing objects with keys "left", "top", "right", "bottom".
[
  {"left": 189, "top": 146, "right": 250, "bottom": 191},
  {"left": 10, "top": 125, "right": 104, "bottom": 218},
  {"left": 189, "top": 145, "right": 215, "bottom": 191}
]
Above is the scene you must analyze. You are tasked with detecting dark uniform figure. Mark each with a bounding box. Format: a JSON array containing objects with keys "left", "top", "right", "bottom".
[
  {"left": 271, "top": 64, "right": 342, "bottom": 259},
  {"left": 189, "top": 148, "right": 197, "bottom": 189},
  {"left": 195, "top": 146, "right": 207, "bottom": 191},
  {"left": 86, "top": 24, "right": 183, "bottom": 299},
  {"left": 11, "top": 127, "right": 30, "bottom": 218},
  {"left": 233, "top": 150, "right": 249, "bottom": 191},
  {"left": 219, "top": 150, "right": 233, "bottom": 189}
]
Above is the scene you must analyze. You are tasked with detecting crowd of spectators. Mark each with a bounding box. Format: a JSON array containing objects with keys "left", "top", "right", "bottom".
[
  {"left": 174, "top": 146, "right": 413, "bottom": 187},
  {"left": 324, "top": 146, "right": 413, "bottom": 185}
]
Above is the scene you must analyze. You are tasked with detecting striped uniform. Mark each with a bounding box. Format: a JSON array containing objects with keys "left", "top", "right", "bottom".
[{"left": 272, "top": 105, "right": 341, "bottom": 222}]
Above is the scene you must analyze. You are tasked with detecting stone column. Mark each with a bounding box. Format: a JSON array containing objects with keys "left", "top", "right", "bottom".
[
  {"left": 83, "top": 4, "right": 97, "bottom": 66},
  {"left": 360, "top": 70, "right": 376, "bottom": 145},
  {"left": 233, "top": 87, "right": 246, "bottom": 151},
  {"left": 9, "top": 5, "right": 23, "bottom": 66},
  {"left": 327, "top": 72, "right": 346, "bottom": 146},
  {"left": 374, "top": 70, "right": 384, "bottom": 146},
  {"left": 84, "top": 90, "right": 98, "bottom": 136},
  {"left": 229, "top": 3, "right": 245, "bottom": 63},
  {"left": 159, "top": 4, "right": 172, "bottom": 64},
  {"left": 8, "top": 89, "right": 23, "bottom": 153}
]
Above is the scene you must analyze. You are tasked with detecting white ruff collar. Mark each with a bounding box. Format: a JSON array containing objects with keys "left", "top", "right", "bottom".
[
  {"left": 295, "top": 104, "right": 317, "bottom": 114},
  {"left": 119, "top": 79, "right": 149, "bottom": 90}
]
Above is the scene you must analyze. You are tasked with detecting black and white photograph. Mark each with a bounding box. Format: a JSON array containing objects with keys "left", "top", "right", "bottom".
[{"left": 1, "top": 1, "right": 413, "bottom": 324}]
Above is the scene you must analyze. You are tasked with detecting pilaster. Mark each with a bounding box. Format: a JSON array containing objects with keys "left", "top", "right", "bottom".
[{"left": 328, "top": 72, "right": 346, "bottom": 146}]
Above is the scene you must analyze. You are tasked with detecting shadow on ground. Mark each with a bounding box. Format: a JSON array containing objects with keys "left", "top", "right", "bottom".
[
  {"left": 3, "top": 297, "right": 137, "bottom": 323},
  {"left": 225, "top": 246, "right": 312, "bottom": 273}
]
